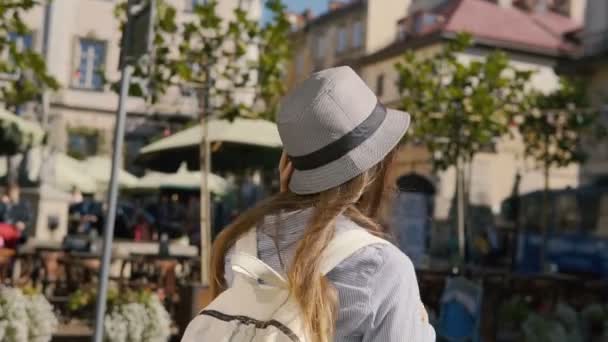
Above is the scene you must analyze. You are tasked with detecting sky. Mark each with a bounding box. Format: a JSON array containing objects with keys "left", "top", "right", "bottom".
[{"left": 262, "top": 0, "right": 328, "bottom": 22}]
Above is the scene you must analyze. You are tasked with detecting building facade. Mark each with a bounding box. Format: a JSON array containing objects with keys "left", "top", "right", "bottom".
[
  {"left": 286, "top": 0, "right": 585, "bottom": 221},
  {"left": 558, "top": 0, "right": 608, "bottom": 184},
  {"left": 18, "top": 0, "right": 261, "bottom": 172}
]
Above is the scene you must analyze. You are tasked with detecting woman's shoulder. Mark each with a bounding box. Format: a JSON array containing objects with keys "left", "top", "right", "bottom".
[{"left": 330, "top": 218, "right": 415, "bottom": 283}]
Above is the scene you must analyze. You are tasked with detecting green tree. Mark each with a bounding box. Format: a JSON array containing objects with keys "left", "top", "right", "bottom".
[
  {"left": 0, "top": 0, "right": 59, "bottom": 183},
  {"left": 517, "top": 77, "right": 605, "bottom": 267},
  {"left": 112, "top": 0, "right": 179, "bottom": 103},
  {"left": 395, "top": 33, "right": 532, "bottom": 260},
  {"left": 112, "top": 0, "right": 290, "bottom": 121},
  {"left": 112, "top": 0, "right": 290, "bottom": 284},
  {"left": 0, "top": 0, "right": 59, "bottom": 111}
]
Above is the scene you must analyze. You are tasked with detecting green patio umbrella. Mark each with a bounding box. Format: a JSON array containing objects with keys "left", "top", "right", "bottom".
[
  {"left": 130, "top": 163, "right": 228, "bottom": 195},
  {"left": 0, "top": 147, "right": 97, "bottom": 193},
  {"left": 81, "top": 155, "right": 139, "bottom": 189},
  {"left": 137, "top": 118, "right": 282, "bottom": 173},
  {"left": 0, "top": 108, "right": 45, "bottom": 155}
]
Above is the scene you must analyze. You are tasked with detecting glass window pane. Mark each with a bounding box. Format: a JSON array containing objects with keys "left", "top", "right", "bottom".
[
  {"left": 352, "top": 21, "right": 363, "bottom": 48},
  {"left": 75, "top": 39, "right": 105, "bottom": 90},
  {"left": 337, "top": 27, "right": 347, "bottom": 53},
  {"left": 315, "top": 34, "right": 324, "bottom": 59}
]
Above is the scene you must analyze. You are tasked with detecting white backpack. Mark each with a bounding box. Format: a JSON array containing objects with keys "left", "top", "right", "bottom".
[{"left": 181, "top": 228, "right": 388, "bottom": 342}]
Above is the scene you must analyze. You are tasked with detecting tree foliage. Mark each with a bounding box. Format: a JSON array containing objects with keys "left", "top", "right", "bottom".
[
  {"left": 0, "top": 0, "right": 59, "bottom": 110},
  {"left": 517, "top": 77, "right": 605, "bottom": 170},
  {"left": 112, "top": 0, "right": 291, "bottom": 121},
  {"left": 0, "top": 0, "right": 58, "bottom": 158},
  {"left": 395, "top": 33, "right": 532, "bottom": 171}
]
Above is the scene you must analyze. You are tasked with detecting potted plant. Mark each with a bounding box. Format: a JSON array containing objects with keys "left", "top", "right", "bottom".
[
  {"left": 0, "top": 286, "right": 58, "bottom": 342},
  {"left": 68, "top": 286, "right": 172, "bottom": 342}
]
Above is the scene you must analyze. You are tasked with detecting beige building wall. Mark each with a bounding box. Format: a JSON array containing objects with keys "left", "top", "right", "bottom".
[
  {"left": 360, "top": 44, "right": 441, "bottom": 105},
  {"left": 15, "top": 0, "right": 261, "bottom": 240},
  {"left": 286, "top": 4, "right": 367, "bottom": 90},
  {"left": 457, "top": 48, "right": 562, "bottom": 94},
  {"left": 365, "top": 0, "right": 412, "bottom": 54},
  {"left": 360, "top": 41, "right": 578, "bottom": 219},
  {"left": 581, "top": 64, "right": 608, "bottom": 182},
  {"left": 20, "top": 0, "right": 261, "bottom": 156},
  {"left": 569, "top": 0, "right": 588, "bottom": 23}
]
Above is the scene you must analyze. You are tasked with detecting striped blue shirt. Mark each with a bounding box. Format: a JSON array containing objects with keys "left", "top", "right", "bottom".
[{"left": 225, "top": 208, "right": 435, "bottom": 341}]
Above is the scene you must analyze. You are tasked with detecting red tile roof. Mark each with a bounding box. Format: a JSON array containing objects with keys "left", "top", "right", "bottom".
[
  {"left": 357, "top": 0, "right": 582, "bottom": 67},
  {"left": 443, "top": 0, "right": 580, "bottom": 53}
]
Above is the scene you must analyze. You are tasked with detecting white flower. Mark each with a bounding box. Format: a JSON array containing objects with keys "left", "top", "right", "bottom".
[
  {"left": 25, "top": 293, "right": 58, "bottom": 342},
  {"left": 122, "top": 303, "right": 147, "bottom": 342},
  {"left": 143, "top": 296, "right": 171, "bottom": 342},
  {"left": 104, "top": 294, "right": 171, "bottom": 342},
  {"left": 105, "top": 310, "right": 128, "bottom": 342},
  {"left": 0, "top": 286, "right": 57, "bottom": 342}
]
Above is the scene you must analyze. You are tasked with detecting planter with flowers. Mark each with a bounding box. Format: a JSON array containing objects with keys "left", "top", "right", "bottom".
[
  {"left": 68, "top": 286, "right": 172, "bottom": 342},
  {"left": 0, "top": 286, "right": 58, "bottom": 342}
]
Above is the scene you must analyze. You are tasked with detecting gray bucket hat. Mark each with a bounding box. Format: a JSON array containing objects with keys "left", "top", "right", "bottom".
[{"left": 278, "top": 66, "right": 411, "bottom": 195}]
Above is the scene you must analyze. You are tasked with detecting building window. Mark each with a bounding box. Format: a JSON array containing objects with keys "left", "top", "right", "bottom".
[
  {"left": 314, "top": 33, "right": 325, "bottom": 60},
  {"left": 2, "top": 32, "right": 33, "bottom": 71},
  {"left": 397, "top": 22, "right": 408, "bottom": 41},
  {"left": 9, "top": 32, "right": 33, "bottom": 52},
  {"left": 376, "top": 73, "right": 385, "bottom": 97},
  {"left": 68, "top": 128, "right": 99, "bottom": 160},
  {"left": 414, "top": 13, "right": 438, "bottom": 34},
  {"left": 336, "top": 26, "right": 347, "bottom": 54},
  {"left": 72, "top": 38, "right": 106, "bottom": 91},
  {"left": 295, "top": 53, "right": 304, "bottom": 78},
  {"left": 352, "top": 20, "right": 363, "bottom": 48},
  {"left": 185, "top": 0, "right": 207, "bottom": 12}
]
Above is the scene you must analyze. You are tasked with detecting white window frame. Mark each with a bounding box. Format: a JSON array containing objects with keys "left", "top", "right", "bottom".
[{"left": 72, "top": 38, "right": 106, "bottom": 91}]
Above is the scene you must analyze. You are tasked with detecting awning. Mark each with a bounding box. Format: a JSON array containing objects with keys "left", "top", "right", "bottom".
[
  {"left": 130, "top": 163, "right": 228, "bottom": 195},
  {"left": 137, "top": 118, "right": 282, "bottom": 173},
  {"left": 0, "top": 147, "right": 98, "bottom": 193},
  {"left": 0, "top": 108, "right": 45, "bottom": 155},
  {"left": 81, "top": 156, "right": 139, "bottom": 188}
]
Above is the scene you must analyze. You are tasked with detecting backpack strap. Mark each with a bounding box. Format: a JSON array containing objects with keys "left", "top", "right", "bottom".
[
  {"left": 234, "top": 228, "right": 257, "bottom": 256},
  {"left": 320, "top": 229, "right": 389, "bottom": 275},
  {"left": 232, "top": 228, "right": 288, "bottom": 288},
  {"left": 231, "top": 252, "right": 287, "bottom": 288}
]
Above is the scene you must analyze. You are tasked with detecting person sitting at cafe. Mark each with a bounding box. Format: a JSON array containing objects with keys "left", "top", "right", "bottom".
[
  {"left": 157, "top": 193, "right": 186, "bottom": 239},
  {"left": 69, "top": 189, "right": 102, "bottom": 235},
  {"left": 0, "top": 184, "right": 32, "bottom": 245}
]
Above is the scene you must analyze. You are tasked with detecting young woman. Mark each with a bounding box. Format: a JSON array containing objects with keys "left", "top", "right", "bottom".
[{"left": 210, "top": 66, "right": 435, "bottom": 341}]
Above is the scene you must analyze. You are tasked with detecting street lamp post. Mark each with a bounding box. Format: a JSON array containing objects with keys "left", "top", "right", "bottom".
[
  {"left": 199, "top": 67, "right": 212, "bottom": 286},
  {"left": 92, "top": 1, "right": 155, "bottom": 341}
]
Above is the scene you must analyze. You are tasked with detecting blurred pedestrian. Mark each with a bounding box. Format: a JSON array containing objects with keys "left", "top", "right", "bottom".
[
  {"left": 0, "top": 184, "right": 32, "bottom": 245},
  {"left": 188, "top": 67, "right": 435, "bottom": 342},
  {"left": 69, "top": 189, "right": 100, "bottom": 235}
]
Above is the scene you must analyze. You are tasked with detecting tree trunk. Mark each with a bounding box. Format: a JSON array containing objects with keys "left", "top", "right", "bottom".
[
  {"left": 539, "top": 162, "right": 550, "bottom": 272},
  {"left": 457, "top": 156, "right": 466, "bottom": 263}
]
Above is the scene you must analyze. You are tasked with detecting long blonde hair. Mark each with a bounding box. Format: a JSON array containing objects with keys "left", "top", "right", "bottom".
[{"left": 210, "top": 148, "right": 398, "bottom": 342}]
